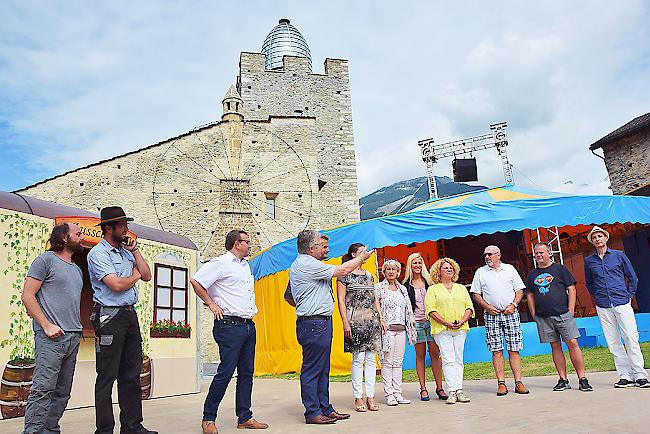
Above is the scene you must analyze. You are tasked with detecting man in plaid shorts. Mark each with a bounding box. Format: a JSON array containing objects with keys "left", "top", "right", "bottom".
[{"left": 470, "top": 245, "right": 530, "bottom": 396}]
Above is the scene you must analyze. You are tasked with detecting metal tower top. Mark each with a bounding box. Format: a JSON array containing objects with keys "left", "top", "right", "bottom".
[{"left": 261, "top": 19, "right": 312, "bottom": 71}]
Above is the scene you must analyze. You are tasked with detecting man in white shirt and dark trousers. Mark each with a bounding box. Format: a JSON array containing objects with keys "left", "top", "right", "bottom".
[
  {"left": 191, "top": 230, "right": 268, "bottom": 434},
  {"left": 470, "top": 245, "right": 530, "bottom": 396}
]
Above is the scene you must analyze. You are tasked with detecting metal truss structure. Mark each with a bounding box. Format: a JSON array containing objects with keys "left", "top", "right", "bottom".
[
  {"left": 418, "top": 122, "right": 513, "bottom": 199},
  {"left": 527, "top": 226, "right": 565, "bottom": 265}
]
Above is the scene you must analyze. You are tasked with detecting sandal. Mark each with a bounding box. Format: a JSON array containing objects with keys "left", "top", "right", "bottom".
[
  {"left": 435, "top": 388, "right": 448, "bottom": 400},
  {"left": 366, "top": 398, "right": 379, "bottom": 411},
  {"left": 355, "top": 398, "right": 367, "bottom": 412},
  {"left": 420, "top": 387, "right": 430, "bottom": 401}
]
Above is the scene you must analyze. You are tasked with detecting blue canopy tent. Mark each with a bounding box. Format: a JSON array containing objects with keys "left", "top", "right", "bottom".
[
  {"left": 251, "top": 185, "right": 650, "bottom": 279},
  {"left": 249, "top": 185, "right": 650, "bottom": 372}
]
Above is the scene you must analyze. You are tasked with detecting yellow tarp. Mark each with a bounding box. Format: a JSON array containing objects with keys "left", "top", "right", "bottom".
[{"left": 253, "top": 253, "right": 378, "bottom": 375}]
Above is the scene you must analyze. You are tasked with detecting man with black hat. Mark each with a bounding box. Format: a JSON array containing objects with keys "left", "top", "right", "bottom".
[
  {"left": 584, "top": 225, "right": 648, "bottom": 388},
  {"left": 87, "top": 206, "right": 155, "bottom": 434}
]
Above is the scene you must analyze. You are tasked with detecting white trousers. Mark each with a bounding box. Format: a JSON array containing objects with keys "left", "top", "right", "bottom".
[
  {"left": 433, "top": 330, "right": 467, "bottom": 392},
  {"left": 596, "top": 302, "right": 647, "bottom": 380},
  {"left": 351, "top": 351, "right": 377, "bottom": 398},
  {"left": 381, "top": 330, "right": 406, "bottom": 399}
]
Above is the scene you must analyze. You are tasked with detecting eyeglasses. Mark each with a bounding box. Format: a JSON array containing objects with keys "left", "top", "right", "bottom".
[
  {"left": 238, "top": 239, "right": 251, "bottom": 244},
  {"left": 484, "top": 252, "right": 499, "bottom": 256}
]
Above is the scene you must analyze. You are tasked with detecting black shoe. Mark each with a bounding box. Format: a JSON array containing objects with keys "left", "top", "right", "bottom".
[
  {"left": 636, "top": 378, "right": 650, "bottom": 388},
  {"left": 578, "top": 377, "right": 593, "bottom": 392},
  {"left": 552, "top": 378, "right": 570, "bottom": 391},
  {"left": 614, "top": 378, "right": 635, "bottom": 388},
  {"left": 121, "top": 427, "right": 158, "bottom": 434}
]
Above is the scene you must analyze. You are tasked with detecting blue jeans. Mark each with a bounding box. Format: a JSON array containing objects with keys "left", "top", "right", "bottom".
[
  {"left": 23, "top": 331, "right": 81, "bottom": 434},
  {"left": 203, "top": 318, "right": 256, "bottom": 424},
  {"left": 296, "top": 318, "right": 334, "bottom": 420}
]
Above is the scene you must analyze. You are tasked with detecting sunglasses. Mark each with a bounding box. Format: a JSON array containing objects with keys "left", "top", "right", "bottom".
[{"left": 484, "top": 252, "right": 499, "bottom": 256}]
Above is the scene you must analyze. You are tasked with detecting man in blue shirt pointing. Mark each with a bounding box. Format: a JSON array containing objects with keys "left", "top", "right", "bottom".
[{"left": 583, "top": 225, "right": 648, "bottom": 388}]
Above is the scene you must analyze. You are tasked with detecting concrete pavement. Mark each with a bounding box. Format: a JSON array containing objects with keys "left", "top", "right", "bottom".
[{"left": 1, "top": 370, "right": 648, "bottom": 433}]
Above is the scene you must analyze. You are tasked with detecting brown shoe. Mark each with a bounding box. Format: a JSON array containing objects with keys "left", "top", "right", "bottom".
[
  {"left": 325, "top": 410, "right": 350, "bottom": 420},
  {"left": 237, "top": 418, "right": 269, "bottom": 429},
  {"left": 306, "top": 415, "right": 337, "bottom": 424},
  {"left": 497, "top": 381, "right": 508, "bottom": 396},
  {"left": 515, "top": 381, "right": 530, "bottom": 394},
  {"left": 202, "top": 421, "right": 218, "bottom": 434}
]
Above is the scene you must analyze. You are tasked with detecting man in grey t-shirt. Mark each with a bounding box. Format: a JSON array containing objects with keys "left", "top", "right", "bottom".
[
  {"left": 21, "top": 223, "right": 84, "bottom": 434},
  {"left": 286, "top": 230, "right": 372, "bottom": 424}
]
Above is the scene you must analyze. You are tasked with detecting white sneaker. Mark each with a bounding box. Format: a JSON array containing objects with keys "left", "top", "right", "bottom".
[
  {"left": 455, "top": 390, "right": 470, "bottom": 403},
  {"left": 395, "top": 395, "right": 411, "bottom": 404},
  {"left": 446, "top": 391, "right": 457, "bottom": 404},
  {"left": 387, "top": 397, "right": 399, "bottom": 406}
]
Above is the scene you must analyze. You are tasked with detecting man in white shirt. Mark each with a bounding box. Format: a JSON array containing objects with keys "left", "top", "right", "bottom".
[
  {"left": 191, "top": 230, "right": 268, "bottom": 434},
  {"left": 470, "top": 245, "right": 529, "bottom": 396}
]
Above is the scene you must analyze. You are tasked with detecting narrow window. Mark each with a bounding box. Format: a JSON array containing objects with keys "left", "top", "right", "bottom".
[{"left": 265, "top": 192, "right": 278, "bottom": 219}]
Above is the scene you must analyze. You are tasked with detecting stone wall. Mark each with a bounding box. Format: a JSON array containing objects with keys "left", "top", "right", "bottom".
[
  {"left": 20, "top": 118, "right": 319, "bottom": 367},
  {"left": 602, "top": 129, "right": 650, "bottom": 194},
  {"left": 20, "top": 50, "right": 362, "bottom": 371},
  {"left": 238, "top": 52, "right": 360, "bottom": 227}
]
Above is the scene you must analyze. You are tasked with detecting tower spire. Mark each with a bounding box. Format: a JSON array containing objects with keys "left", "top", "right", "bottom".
[{"left": 221, "top": 84, "right": 244, "bottom": 122}]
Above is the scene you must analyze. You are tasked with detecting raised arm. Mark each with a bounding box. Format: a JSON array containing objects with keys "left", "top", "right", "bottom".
[{"left": 332, "top": 248, "right": 374, "bottom": 278}]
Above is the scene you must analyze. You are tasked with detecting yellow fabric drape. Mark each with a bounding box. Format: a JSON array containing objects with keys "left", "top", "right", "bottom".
[{"left": 253, "top": 253, "right": 378, "bottom": 375}]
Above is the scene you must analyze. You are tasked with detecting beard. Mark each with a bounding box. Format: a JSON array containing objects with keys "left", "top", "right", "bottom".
[
  {"left": 110, "top": 232, "right": 124, "bottom": 245},
  {"left": 67, "top": 240, "right": 85, "bottom": 254}
]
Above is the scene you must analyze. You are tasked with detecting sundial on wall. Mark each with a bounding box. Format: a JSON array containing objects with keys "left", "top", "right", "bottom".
[{"left": 152, "top": 121, "right": 313, "bottom": 259}]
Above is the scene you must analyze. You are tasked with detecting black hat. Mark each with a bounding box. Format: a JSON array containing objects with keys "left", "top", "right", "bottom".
[{"left": 96, "top": 206, "right": 135, "bottom": 226}]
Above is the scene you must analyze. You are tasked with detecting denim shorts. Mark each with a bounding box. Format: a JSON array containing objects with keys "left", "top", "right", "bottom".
[{"left": 415, "top": 321, "right": 434, "bottom": 344}]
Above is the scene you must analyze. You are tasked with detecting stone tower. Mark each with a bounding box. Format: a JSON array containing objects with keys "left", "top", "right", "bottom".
[{"left": 239, "top": 18, "right": 360, "bottom": 228}]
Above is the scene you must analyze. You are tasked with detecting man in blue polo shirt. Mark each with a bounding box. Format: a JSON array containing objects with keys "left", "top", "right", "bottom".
[
  {"left": 87, "top": 207, "right": 154, "bottom": 434},
  {"left": 584, "top": 225, "right": 648, "bottom": 388}
]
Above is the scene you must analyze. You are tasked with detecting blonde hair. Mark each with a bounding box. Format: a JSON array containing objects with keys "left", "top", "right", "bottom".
[
  {"left": 430, "top": 257, "right": 461, "bottom": 284},
  {"left": 381, "top": 259, "right": 402, "bottom": 275},
  {"left": 402, "top": 252, "right": 433, "bottom": 286}
]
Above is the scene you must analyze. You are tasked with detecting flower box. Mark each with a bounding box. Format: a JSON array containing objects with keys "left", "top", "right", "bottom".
[{"left": 149, "top": 320, "right": 191, "bottom": 339}]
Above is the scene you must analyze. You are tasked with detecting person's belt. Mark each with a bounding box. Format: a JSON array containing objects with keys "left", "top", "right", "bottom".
[
  {"left": 221, "top": 315, "right": 254, "bottom": 323},
  {"left": 298, "top": 315, "right": 332, "bottom": 321},
  {"left": 93, "top": 304, "right": 135, "bottom": 311}
]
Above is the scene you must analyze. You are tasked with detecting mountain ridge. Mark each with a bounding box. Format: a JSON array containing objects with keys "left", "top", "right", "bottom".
[{"left": 359, "top": 176, "right": 485, "bottom": 220}]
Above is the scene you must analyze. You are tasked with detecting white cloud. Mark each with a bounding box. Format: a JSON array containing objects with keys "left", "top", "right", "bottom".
[{"left": 1, "top": 0, "right": 648, "bottom": 198}]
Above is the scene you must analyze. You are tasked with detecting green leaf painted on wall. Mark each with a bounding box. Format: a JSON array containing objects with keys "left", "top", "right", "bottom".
[{"left": 0, "top": 213, "right": 50, "bottom": 362}]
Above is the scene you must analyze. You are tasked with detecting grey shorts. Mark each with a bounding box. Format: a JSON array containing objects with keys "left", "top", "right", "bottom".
[{"left": 534, "top": 311, "right": 581, "bottom": 343}]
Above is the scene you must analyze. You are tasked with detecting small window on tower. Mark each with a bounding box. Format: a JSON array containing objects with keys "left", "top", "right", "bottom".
[{"left": 265, "top": 192, "right": 278, "bottom": 219}]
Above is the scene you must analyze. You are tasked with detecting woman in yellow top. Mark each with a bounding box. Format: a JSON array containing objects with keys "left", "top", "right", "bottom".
[{"left": 425, "top": 257, "right": 474, "bottom": 405}]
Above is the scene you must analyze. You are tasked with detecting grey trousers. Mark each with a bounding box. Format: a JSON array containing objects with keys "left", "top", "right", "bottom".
[{"left": 23, "top": 330, "right": 81, "bottom": 434}]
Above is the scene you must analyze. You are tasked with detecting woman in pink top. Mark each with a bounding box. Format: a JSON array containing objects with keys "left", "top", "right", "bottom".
[{"left": 402, "top": 253, "right": 447, "bottom": 401}]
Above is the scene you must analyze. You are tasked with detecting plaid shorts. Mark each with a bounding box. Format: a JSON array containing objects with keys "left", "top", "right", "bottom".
[{"left": 484, "top": 310, "right": 523, "bottom": 352}]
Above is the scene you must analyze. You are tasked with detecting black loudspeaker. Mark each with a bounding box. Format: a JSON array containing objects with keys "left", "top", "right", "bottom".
[{"left": 452, "top": 158, "right": 478, "bottom": 182}]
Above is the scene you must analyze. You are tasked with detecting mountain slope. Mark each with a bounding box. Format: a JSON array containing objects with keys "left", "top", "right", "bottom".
[{"left": 359, "top": 176, "right": 485, "bottom": 220}]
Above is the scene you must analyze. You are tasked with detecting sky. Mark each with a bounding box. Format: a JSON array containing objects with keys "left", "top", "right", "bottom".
[{"left": 1, "top": 1, "right": 649, "bottom": 197}]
